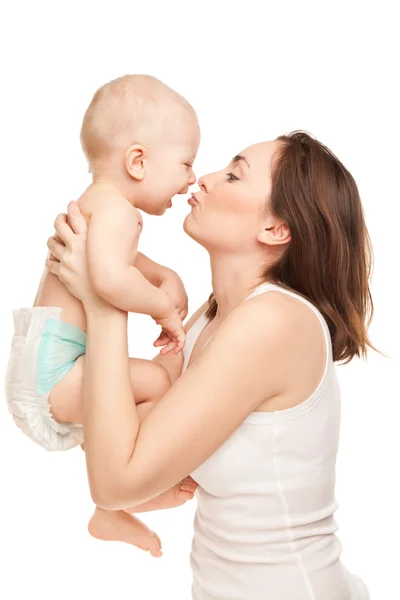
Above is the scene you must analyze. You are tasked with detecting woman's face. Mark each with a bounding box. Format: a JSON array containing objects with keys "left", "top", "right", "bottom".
[{"left": 183, "top": 141, "right": 281, "bottom": 253}]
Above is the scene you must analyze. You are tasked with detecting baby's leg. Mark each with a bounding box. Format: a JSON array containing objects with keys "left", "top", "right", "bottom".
[
  {"left": 49, "top": 358, "right": 170, "bottom": 557},
  {"left": 87, "top": 397, "right": 197, "bottom": 556},
  {"left": 50, "top": 358, "right": 196, "bottom": 556},
  {"left": 49, "top": 356, "right": 170, "bottom": 425},
  {"left": 88, "top": 510, "right": 163, "bottom": 556}
]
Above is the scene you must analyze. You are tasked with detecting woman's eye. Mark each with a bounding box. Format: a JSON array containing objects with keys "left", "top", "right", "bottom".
[
  {"left": 226, "top": 172, "right": 239, "bottom": 182},
  {"left": 184, "top": 163, "right": 192, "bottom": 169}
]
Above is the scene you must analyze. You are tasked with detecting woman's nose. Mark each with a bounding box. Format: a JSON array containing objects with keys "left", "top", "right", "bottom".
[{"left": 197, "top": 175, "right": 207, "bottom": 192}]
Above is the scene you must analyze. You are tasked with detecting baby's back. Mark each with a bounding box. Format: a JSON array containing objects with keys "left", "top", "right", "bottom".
[{"left": 34, "top": 187, "right": 112, "bottom": 332}]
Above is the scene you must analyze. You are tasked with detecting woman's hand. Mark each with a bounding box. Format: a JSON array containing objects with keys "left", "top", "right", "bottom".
[{"left": 46, "top": 201, "right": 103, "bottom": 309}]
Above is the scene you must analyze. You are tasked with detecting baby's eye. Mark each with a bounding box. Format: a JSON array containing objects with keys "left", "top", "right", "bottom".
[
  {"left": 226, "top": 172, "right": 239, "bottom": 182},
  {"left": 184, "top": 163, "right": 193, "bottom": 169}
]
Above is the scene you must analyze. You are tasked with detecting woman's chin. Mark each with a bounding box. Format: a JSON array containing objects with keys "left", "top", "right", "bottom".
[
  {"left": 183, "top": 213, "right": 193, "bottom": 235},
  {"left": 183, "top": 213, "right": 201, "bottom": 243}
]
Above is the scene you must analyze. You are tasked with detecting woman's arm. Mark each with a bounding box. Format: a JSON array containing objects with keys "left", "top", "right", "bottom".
[
  {"left": 81, "top": 299, "right": 212, "bottom": 506},
  {"left": 46, "top": 203, "right": 293, "bottom": 511},
  {"left": 83, "top": 293, "right": 291, "bottom": 510}
]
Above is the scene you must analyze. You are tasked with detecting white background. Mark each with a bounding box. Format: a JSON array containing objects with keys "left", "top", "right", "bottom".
[{"left": 1, "top": 1, "right": 399, "bottom": 598}]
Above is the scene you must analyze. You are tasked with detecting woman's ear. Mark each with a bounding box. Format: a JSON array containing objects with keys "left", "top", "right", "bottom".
[
  {"left": 125, "top": 144, "right": 147, "bottom": 180},
  {"left": 257, "top": 218, "right": 291, "bottom": 247}
]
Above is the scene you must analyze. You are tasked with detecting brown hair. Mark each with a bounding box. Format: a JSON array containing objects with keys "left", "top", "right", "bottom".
[{"left": 206, "top": 131, "right": 376, "bottom": 364}]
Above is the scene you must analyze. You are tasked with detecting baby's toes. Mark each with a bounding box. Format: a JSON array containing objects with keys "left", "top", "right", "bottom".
[{"left": 148, "top": 532, "right": 163, "bottom": 558}]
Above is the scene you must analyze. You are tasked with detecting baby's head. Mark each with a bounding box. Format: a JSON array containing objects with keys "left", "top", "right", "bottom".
[{"left": 80, "top": 75, "right": 200, "bottom": 215}]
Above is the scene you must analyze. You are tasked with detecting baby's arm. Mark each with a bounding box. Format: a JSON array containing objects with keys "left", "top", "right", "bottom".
[
  {"left": 87, "top": 199, "right": 174, "bottom": 319},
  {"left": 135, "top": 252, "right": 168, "bottom": 287},
  {"left": 136, "top": 252, "right": 189, "bottom": 320}
]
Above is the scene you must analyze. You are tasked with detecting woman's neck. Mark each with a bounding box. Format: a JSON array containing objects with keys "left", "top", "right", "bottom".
[{"left": 210, "top": 253, "right": 270, "bottom": 321}]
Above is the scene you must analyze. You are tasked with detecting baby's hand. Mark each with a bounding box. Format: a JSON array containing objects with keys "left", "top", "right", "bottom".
[
  {"left": 159, "top": 269, "right": 188, "bottom": 321},
  {"left": 154, "top": 310, "right": 185, "bottom": 355}
]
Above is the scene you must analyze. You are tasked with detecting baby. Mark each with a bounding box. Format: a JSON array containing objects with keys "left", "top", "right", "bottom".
[{"left": 5, "top": 75, "right": 200, "bottom": 557}]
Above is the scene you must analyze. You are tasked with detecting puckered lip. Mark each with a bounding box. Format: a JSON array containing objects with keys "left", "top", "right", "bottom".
[{"left": 188, "top": 193, "right": 199, "bottom": 204}]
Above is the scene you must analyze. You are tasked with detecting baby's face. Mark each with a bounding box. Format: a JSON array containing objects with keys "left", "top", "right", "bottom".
[{"left": 140, "top": 114, "right": 200, "bottom": 215}]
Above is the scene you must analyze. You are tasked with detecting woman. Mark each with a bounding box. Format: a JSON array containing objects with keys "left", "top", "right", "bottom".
[{"left": 47, "top": 131, "right": 371, "bottom": 599}]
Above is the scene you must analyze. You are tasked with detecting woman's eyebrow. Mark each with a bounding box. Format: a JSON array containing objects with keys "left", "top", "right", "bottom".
[{"left": 232, "top": 154, "right": 251, "bottom": 168}]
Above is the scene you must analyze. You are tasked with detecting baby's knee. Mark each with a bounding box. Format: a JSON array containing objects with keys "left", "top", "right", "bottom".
[
  {"left": 128, "top": 359, "right": 171, "bottom": 404},
  {"left": 135, "top": 365, "right": 171, "bottom": 422},
  {"left": 147, "top": 363, "right": 172, "bottom": 402}
]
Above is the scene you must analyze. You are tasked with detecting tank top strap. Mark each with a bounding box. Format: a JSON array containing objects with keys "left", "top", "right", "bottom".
[{"left": 182, "top": 312, "right": 209, "bottom": 372}]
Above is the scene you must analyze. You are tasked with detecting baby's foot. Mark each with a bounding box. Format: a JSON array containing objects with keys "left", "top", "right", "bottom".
[
  {"left": 88, "top": 508, "right": 162, "bottom": 557},
  {"left": 129, "top": 477, "right": 198, "bottom": 513}
]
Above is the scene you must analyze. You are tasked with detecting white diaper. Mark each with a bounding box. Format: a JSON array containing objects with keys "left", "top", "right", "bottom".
[{"left": 5, "top": 307, "right": 84, "bottom": 451}]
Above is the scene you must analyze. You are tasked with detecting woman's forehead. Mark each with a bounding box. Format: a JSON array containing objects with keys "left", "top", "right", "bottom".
[
  {"left": 241, "top": 140, "right": 278, "bottom": 160},
  {"left": 236, "top": 140, "right": 280, "bottom": 174}
]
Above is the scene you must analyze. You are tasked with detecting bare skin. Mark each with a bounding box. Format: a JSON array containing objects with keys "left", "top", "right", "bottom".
[
  {"left": 49, "top": 359, "right": 198, "bottom": 557},
  {"left": 96, "top": 306, "right": 219, "bottom": 557},
  {"left": 43, "top": 141, "right": 323, "bottom": 554},
  {"left": 34, "top": 243, "right": 197, "bottom": 556},
  {"left": 88, "top": 476, "right": 197, "bottom": 558},
  {"left": 41, "top": 132, "right": 371, "bottom": 600},
  {"left": 33, "top": 188, "right": 197, "bottom": 557},
  {"left": 45, "top": 147, "right": 326, "bottom": 511},
  {"left": 20, "top": 76, "right": 200, "bottom": 556}
]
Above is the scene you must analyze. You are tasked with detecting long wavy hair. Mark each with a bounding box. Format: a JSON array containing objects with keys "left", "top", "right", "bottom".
[{"left": 205, "top": 131, "right": 376, "bottom": 364}]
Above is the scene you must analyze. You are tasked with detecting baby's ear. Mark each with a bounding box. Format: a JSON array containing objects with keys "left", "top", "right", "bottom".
[{"left": 125, "top": 144, "right": 146, "bottom": 180}]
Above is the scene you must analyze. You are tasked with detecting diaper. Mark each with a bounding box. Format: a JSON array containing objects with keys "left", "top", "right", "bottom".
[{"left": 5, "top": 307, "right": 86, "bottom": 451}]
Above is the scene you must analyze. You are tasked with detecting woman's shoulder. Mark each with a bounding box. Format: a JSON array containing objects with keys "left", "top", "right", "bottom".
[
  {"left": 204, "top": 290, "right": 328, "bottom": 402},
  {"left": 184, "top": 290, "right": 320, "bottom": 345},
  {"left": 225, "top": 288, "right": 326, "bottom": 356},
  {"left": 238, "top": 287, "right": 312, "bottom": 325}
]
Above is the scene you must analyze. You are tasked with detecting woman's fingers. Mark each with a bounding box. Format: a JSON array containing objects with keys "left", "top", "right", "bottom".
[
  {"left": 46, "top": 258, "right": 60, "bottom": 277},
  {"left": 47, "top": 236, "right": 66, "bottom": 262},
  {"left": 67, "top": 201, "right": 87, "bottom": 236},
  {"left": 180, "top": 478, "right": 198, "bottom": 493},
  {"left": 52, "top": 204, "right": 86, "bottom": 250},
  {"left": 54, "top": 232, "right": 65, "bottom": 246},
  {"left": 53, "top": 213, "right": 75, "bottom": 246}
]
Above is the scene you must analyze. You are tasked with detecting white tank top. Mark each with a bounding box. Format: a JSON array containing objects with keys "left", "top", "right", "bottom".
[{"left": 185, "top": 283, "right": 369, "bottom": 600}]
